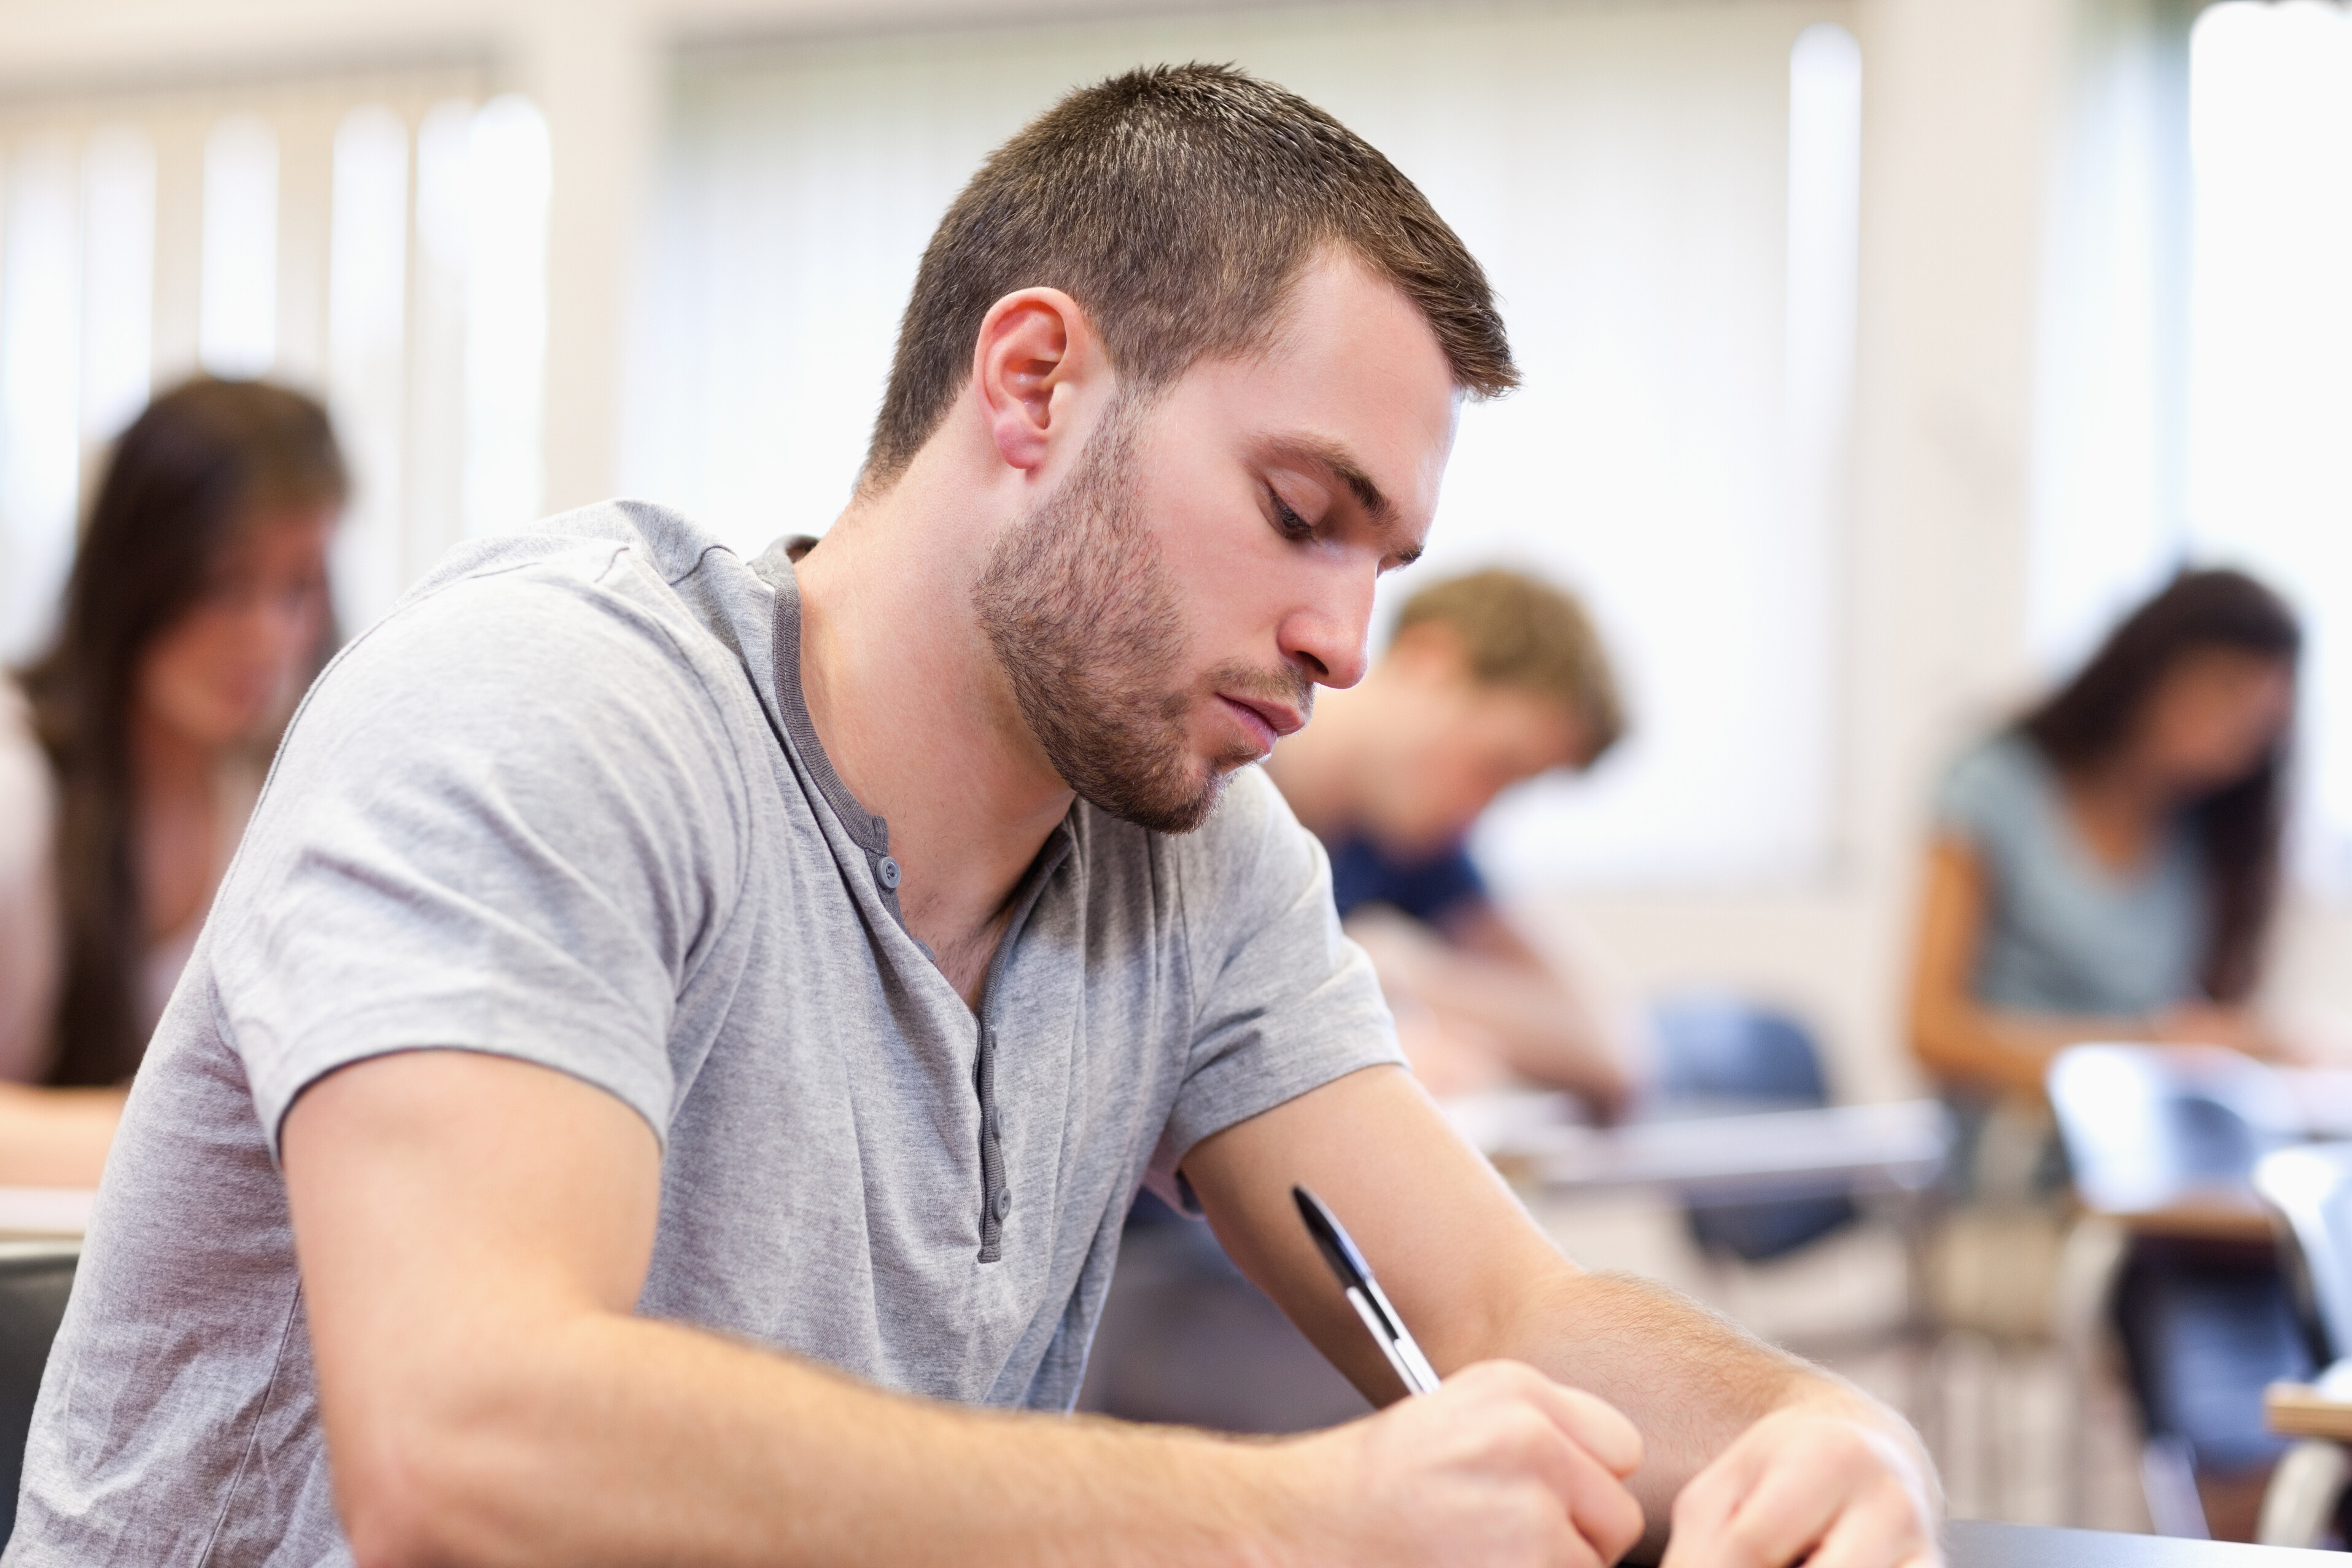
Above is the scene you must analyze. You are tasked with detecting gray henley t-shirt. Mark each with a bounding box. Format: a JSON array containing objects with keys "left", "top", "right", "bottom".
[{"left": 6, "top": 500, "right": 1400, "bottom": 1566}]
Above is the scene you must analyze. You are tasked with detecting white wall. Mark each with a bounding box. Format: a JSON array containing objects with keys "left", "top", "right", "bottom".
[{"left": 6, "top": 0, "right": 2340, "bottom": 1100}]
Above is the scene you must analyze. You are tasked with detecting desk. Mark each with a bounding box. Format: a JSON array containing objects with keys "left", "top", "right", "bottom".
[
  {"left": 2265, "top": 1381, "right": 2352, "bottom": 1443},
  {"left": 0, "top": 1188, "right": 93, "bottom": 1239},
  {"left": 1949, "top": 1521, "right": 2343, "bottom": 1564},
  {"left": 2082, "top": 1193, "right": 2276, "bottom": 1244},
  {"left": 1453, "top": 1093, "right": 1950, "bottom": 1448},
  {"left": 1447, "top": 1094, "right": 1950, "bottom": 1201}
]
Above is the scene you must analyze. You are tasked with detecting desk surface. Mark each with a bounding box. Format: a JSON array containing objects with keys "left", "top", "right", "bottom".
[
  {"left": 0, "top": 1186, "right": 95, "bottom": 1237},
  {"left": 2265, "top": 1381, "right": 2352, "bottom": 1442},
  {"left": 1450, "top": 1095, "right": 1950, "bottom": 1198},
  {"left": 1949, "top": 1521, "right": 2343, "bottom": 1565}
]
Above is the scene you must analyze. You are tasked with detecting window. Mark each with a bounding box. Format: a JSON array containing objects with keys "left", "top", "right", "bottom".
[
  {"left": 2030, "top": 0, "right": 2352, "bottom": 892},
  {"left": 627, "top": 1, "right": 1859, "bottom": 890},
  {"left": 2187, "top": 0, "right": 2352, "bottom": 890},
  {"left": 0, "top": 72, "right": 549, "bottom": 661}
]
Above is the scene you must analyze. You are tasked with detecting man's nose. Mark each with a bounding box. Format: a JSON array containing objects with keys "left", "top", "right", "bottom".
[{"left": 1279, "top": 570, "right": 1376, "bottom": 690}]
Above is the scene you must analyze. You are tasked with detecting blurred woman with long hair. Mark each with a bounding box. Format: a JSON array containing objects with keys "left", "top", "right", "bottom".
[
  {"left": 1911, "top": 568, "right": 2300, "bottom": 1092},
  {"left": 1908, "top": 566, "right": 2303, "bottom": 1537},
  {"left": 0, "top": 378, "right": 343, "bottom": 1184}
]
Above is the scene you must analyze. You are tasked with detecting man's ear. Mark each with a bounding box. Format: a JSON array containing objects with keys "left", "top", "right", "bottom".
[{"left": 972, "top": 287, "right": 1103, "bottom": 475}]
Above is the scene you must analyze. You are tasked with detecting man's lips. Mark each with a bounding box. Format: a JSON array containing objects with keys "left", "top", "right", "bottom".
[{"left": 1217, "top": 694, "right": 1305, "bottom": 754}]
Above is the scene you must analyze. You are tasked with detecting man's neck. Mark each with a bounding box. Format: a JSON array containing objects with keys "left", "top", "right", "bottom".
[{"left": 790, "top": 481, "right": 1076, "bottom": 1010}]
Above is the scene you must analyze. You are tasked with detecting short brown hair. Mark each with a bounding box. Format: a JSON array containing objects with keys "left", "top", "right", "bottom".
[
  {"left": 863, "top": 63, "right": 1516, "bottom": 487},
  {"left": 1394, "top": 569, "right": 1626, "bottom": 765}
]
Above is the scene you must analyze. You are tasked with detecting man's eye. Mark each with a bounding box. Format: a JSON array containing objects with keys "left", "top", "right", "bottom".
[{"left": 1268, "top": 489, "right": 1314, "bottom": 541}]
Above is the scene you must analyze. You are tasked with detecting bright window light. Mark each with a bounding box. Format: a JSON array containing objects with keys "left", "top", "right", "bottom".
[
  {"left": 1786, "top": 21, "right": 1863, "bottom": 465},
  {"left": 2187, "top": 0, "right": 2352, "bottom": 889},
  {"left": 199, "top": 114, "right": 279, "bottom": 378},
  {"left": 631, "top": 8, "right": 1857, "bottom": 890},
  {"left": 0, "top": 138, "right": 86, "bottom": 662},
  {"left": 414, "top": 99, "right": 473, "bottom": 276},
  {"left": 80, "top": 125, "right": 154, "bottom": 444},
  {"left": 462, "top": 94, "right": 549, "bottom": 538},
  {"left": 328, "top": 105, "right": 413, "bottom": 631}
]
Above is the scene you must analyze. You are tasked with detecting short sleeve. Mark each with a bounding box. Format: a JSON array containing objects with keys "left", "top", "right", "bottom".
[
  {"left": 1147, "top": 769, "right": 1403, "bottom": 1203},
  {"left": 1933, "top": 733, "right": 2035, "bottom": 854},
  {"left": 208, "top": 561, "right": 751, "bottom": 1154}
]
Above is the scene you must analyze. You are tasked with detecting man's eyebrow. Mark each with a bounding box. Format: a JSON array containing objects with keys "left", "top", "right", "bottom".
[{"left": 1269, "top": 437, "right": 1398, "bottom": 530}]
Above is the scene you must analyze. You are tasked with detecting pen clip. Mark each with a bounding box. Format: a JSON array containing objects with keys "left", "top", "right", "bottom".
[{"left": 1346, "top": 1287, "right": 1424, "bottom": 1395}]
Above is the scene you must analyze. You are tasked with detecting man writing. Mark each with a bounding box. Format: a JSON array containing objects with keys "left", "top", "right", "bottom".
[{"left": 11, "top": 67, "right": 1936, "bottom": 1567}]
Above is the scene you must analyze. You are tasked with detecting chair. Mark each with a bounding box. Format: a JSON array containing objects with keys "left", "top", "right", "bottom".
[
  {"left": 0, "top": 1241, "right": 79, "bottom": 1545},
  {"left": 1647, "top": 996, "right": 1858, "bottom": 1262},
  {"left": 2047, "top": 1045, "right": 2299, "bottom": 1219},
  {"left": 2251, "top": 1143, "right": 2352, "bottom": 1547},
  {"left": 2046, "top": 1046, "right": 2310, "bottom": 1535}
]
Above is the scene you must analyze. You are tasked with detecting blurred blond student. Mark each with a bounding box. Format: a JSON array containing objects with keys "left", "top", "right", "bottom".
[
  {"left": 0, "top": 379, "right": 340, "bottom": 1186},
  {"left": 1265, "top": 569, "right": 1638, "bottom": 1112}
]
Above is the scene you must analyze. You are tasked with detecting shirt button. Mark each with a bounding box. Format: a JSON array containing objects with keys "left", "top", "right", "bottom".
[
  {"left": 986, "top": 1108, "right": 1003, "bottom": 1143},
  {"left": 993, "top": 1189, "right": 1013, "bottom": 1221},
  {"left": 877, "top": 856, "right": 901, "bottom": 890}
]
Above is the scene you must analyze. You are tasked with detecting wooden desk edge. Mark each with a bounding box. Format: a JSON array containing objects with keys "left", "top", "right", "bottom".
[
  {"left": 2266, "top": 1382, "right": 2352, "bottom": 1442},
  {"left": 2083, "top": 1200, "right": 2276, "bottom": 1244}
]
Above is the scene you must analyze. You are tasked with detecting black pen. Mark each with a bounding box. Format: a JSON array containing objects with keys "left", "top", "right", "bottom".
[{"left": 1293, "top": 1184, "right": 1441, "bottom": 1395}]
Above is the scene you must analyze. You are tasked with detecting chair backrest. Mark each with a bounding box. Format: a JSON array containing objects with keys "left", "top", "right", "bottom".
[
  {"left": 1649, "top": 995, "right": 1833, "bottom": 1111},
  {"left": 0, "top": 1242, "right": 79, "bottom": 1545},
  {"left": 2046, "top": 1043, "right": 2299, "bottom": 1214},
  {"left": 1647, "top": 995, "right": 1855, "bottom": 1262},
  {"left": 2254, "top": 1143, "right": 2352, "bottom": 1365}
]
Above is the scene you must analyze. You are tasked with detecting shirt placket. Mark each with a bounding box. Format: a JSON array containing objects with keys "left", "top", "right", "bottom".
[{"left": 973, "top": 829, "right": 1071, "bottom": 1263}]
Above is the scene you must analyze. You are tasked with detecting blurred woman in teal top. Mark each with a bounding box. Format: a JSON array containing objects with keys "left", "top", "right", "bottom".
[
  {"left": 1907, "top": 567, "right": 2302, "bottom": 1537},
  {"left": 1911, "top": 569, "right": 2300, "bottom": 1096}
]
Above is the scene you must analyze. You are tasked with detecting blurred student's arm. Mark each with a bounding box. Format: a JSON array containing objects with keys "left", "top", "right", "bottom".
[
  {"left": 0, "top": 710, "right": 60, "bottom": 1087},
  {"left": 1347, "top": 902, "right": 1634, "bottom": 1115},
  {"left": 1904, "top": 838, "right": 2282, "bottom": 1097},
  {"left": 0, "top": 1086, "right": 125, "bottom": 1187},
  {"left": 1909, "top": 839, "right": 2099, "bottom": 1096},
  {"left": 0, "top": 726, "right": 120, "bottom": 1189}
]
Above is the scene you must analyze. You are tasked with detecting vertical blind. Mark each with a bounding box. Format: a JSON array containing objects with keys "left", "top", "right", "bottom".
[
  {"left": 627, "top": 0, "right": 1860, "bottom": 891},
  {"left": 2186, "top": 0, "right": 2352, "bottom": 893},
  {"left": 0, "top": 65, "right": 552, "bottom": 662},
  {"left": 2030, "top": 0, "right": 2352, "bottom": 893}
]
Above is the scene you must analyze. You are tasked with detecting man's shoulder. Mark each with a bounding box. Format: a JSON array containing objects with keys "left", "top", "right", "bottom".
[
  {"left": 398, "top": 499, "right": 755, "bottom": 623},
  {"left": 342, "top": 500, "right": 776, "bottom": 709},
  {"left": 265, "top": 502, "right": 788, "bottom": 846}
]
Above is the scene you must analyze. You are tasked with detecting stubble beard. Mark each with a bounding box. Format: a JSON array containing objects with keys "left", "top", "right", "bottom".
[{"left": 972, "top": 404, "right": 1298, "bottom": 835}]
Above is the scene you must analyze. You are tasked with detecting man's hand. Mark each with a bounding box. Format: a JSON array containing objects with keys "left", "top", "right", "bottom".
[
  {"left": 1661, "top": 1404, "right": 1940, "bottom": 1568},
  {"left": 1185, "top": 1066, "right": 1943, "bottom": 1566},
  {"left": 1289, "top": 1361, "right": 1645, "bottom": 1568}
]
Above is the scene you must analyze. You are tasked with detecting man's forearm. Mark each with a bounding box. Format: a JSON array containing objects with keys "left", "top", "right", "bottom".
[
  {"left": 336, "top": 1306, "right": 1303, "bottom": 1568},
  {"left": 1489, "top": 1266, "right": 1928, "bottom": 1558}
]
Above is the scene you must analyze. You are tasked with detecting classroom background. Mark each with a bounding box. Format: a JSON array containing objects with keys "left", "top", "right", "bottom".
[{"left": 5, "top": 0, "right": 2352, "bottom": 1542}]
